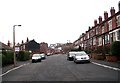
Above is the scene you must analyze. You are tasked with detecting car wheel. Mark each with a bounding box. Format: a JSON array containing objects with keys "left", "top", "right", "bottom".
[
  {"left": 38, "top": 59, "right": 41, "bottom": 62},
  {"left": 74, "top": 60, "right": 77, "bottom": 63},
  {"left": 32, "top": 60, "right": 35, "bottom": 63}
]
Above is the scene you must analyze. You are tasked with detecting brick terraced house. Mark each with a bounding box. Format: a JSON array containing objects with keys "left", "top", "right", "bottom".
[{"left": 74, "top": 1, "right": 120, "bottom": 52}]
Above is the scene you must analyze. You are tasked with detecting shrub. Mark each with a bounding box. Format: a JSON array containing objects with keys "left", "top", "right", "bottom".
[
  {"left": 104, "top": 45, "right": 110, "bottom": 55},
  {"left": 2, "top": 51, "right": 14, "bottom": 66},
  {"left": 93, "top": 46, "right": 103, "bottom": 54},
  {"left": 17, "top": 51, "right": 30, "bottom": 61},
  {"left": 6, "top": 51, "right": 13, "bottom": 64},
  {"left": 0, "top": 53, "right": 2, "bottom": 67},
  {"left": 110, "top": 41, "right": 120, "bottom": 56},
  {"left": 85, "top": 49, "right": 92, "bottom": 54}
]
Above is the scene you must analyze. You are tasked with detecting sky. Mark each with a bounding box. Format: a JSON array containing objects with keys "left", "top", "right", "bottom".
[{"left": 0, "top": 0, "right": 120, "bottom": 45}]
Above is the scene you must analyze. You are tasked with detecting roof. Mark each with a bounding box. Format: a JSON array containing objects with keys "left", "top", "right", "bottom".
[{"left": 0, "top": 42, "right": 13, "bottom": 50}]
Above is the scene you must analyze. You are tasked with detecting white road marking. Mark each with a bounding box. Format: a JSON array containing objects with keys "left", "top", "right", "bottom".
[
  {"left": 0, "top": 63, "right": 30, "bottom": 77},
  {"left": 92, "top": 62, "right": 120, "bottom": 71}
]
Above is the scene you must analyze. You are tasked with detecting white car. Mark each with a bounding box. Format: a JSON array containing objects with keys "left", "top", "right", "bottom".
[
  {"left": 73, "top": 51, "right": 90, "bottom": 63},
  {"left": 32, "top": 54, "right": 42, "bottom": 63}
]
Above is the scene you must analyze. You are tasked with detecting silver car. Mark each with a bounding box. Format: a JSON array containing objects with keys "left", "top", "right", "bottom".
[
  {"left": 32, "top": 54, "right": 42, "bottom": 63},
  {"left": 73, "top": 51, "right": 90, "bottom": 63}
]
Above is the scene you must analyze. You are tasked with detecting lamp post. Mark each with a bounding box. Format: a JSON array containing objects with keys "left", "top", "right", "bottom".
[{"left": 13, "top": 25, "right": 21, "bottom": 67}]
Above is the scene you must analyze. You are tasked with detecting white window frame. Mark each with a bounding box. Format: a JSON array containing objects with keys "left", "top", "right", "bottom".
[
  {"left": 93, "top": 37, "right": 96, "bottom": 45},
  {"left": 105, "top": 34, "right": 109, "bottom": 44},
  {"left": 98, "top": 37, "right": 102, "bottom": 46},
  {"left": 113, "top": 32, "right": 116, "bottom": 41},
  {"left": 88, "top": 32, "right": 89, "bottom": 39},
  {"left": 96, "top": 26, "right": 98, "bottom": 35},
  {"left": 116, "top": 30, "right": 120, "bottom": 41},
  {"left": 109, "top": 28, "right": 120, "bottom": 41},
  {"left": 90, "top": 38, "right": 92, "bottom": 46},
  {"left": 108, "top": 20, "right": 112, "bottom": 31},
  {"left": 92, "top": 29, "right": 95, "bottom": 36},
  {"left": 102, "top": 26, "right": 104, "bottom": 34},
  {"left": 117, "top": 15, "right": 120, "bottom": 27}
]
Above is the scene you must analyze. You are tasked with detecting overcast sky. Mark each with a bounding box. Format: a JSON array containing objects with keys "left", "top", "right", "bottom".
[{"left": 0, "top": 0, "right": 120, "bottom": 45}]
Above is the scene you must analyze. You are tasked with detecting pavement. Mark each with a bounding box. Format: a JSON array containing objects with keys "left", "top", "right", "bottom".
[
  {"left": 1, "top": 58, "right": 120, "bottom": 74},
  {"left": 2, "top": 60, "right": 31, "bottom": 74},
  {"left": 91, "top": 59, "right": 120, "bottom": 69}
]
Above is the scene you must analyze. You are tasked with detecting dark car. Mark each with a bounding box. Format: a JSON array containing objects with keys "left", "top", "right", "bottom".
[
  {"left": 39, "top": 53, "right": 46, "bottom": 60},
  {"left": 67, "top": 52, "right": 76, "bottom": 61}
]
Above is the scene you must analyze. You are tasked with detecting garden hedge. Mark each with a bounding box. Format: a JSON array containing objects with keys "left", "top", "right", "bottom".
[
  {"left": 110, "top": 41, "right": 120, "bottom": 56},
  {"left": 17, "top": 51, "right": 30, "bottom": 61}
]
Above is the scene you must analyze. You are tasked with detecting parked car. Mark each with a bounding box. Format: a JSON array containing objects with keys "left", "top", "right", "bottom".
[
  {"left": 32, "top": 54, "right": 42, "bottom": 63},
  {"left": 73, "top": 51, "right": 90, "bottom": 63},
  {"left": 47, "top": 53, "right": 51, "bottom": 56},
  {"left": 39, "top": 53, "right": 46, "bottom": 59},
  {"left": 67, "top": 52, "right": 76, "bottom": 61}
]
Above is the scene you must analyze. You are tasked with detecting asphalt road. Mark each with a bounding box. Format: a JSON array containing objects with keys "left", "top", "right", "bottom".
[{"left": 2, "top": 54, "right": 119, "bottom": 82}]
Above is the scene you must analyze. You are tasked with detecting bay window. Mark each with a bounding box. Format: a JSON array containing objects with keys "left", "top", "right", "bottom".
[{"left": 117, "top": 15, "right": 120, "bottom": 27}]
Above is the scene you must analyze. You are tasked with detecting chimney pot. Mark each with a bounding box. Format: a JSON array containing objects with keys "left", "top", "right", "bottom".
[
  {"left": 98, "top": 16, "right": 102, "bottom": 23},
  {"left": 88, "top": 26, "right": 91, "bottom": 30},
  {"left": 104, "top": 11, "right": 108, "bottom": 20},
  {"left": 8, "top": 40, "right": 10, "bottom": 47},
  {"left": 110, "top": 7, "right": 115, "bottom": 16},
  {"left": 94, "top": 20, "right": 97, "bottom": 26},
  {"left": 22, "top": 40, "right": 24, "bottom": 44}
]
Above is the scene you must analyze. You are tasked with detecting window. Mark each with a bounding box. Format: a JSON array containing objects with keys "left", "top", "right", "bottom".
[
  {"left": 88, "top": 32, "right": 89, "bottom": 39},
  {"left": 108, "top": 20, "right": 112, "bottom": 31},
  {"left": 93, "top": 37, "right": 96, "bottom": 45},
  {"left": 102, "top": 26, "right": 104, "bottom": 34},
  {"left": 84, "top": 36, "right": 86, "bottom": 40},
  {"left": 113, "top": 32, "right": 116, "bottom": 41},
  {"left": 110, "top": 33, "right": 113, "bottom": 44},
  {"left": 84, "top": 41, "right": 87, "bottom": 49},
  {"left": 81, "top": 38, "right": 83, "bottom": 42},
  {"left": 106, "top": 34, "right": 109, "bottom": 44},
  {"left": 116, "top": 30, "right": 120, "bottom": 41},
  {"left": 96, "top": 26, "right": 98, "bottom": 35},
  {"left": 117, "top": 15, "right": 120, "bottom": 27},
  {"left": 23, "top": 45, "right": 25, "bottom": 50},
  {"left": 105, "top": 34, "right": 109, "bottom": 44},
  {"left": 98, "top": 37, "right": 102, "bottom": 46},
  {"left": 92, "top": 29, "right": 95, "bottom": 36}
]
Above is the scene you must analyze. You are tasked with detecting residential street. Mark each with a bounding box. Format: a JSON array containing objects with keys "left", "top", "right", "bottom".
[{"left": 2, "top": 54, "right": 120, "bottom": 82}]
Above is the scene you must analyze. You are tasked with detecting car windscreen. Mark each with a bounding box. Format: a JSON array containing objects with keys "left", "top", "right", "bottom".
[
  {"left": 33, "top": 54, "right": 40, "bottom": 57},
  {"left": 76, "top": 52, "right": 87, "bottom": 56}
]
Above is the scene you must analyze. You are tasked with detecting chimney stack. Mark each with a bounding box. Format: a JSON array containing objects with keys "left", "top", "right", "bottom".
[
  {"left": 88, "top": 26, "right": 91, "bottom": 30},
  {"left": 104, "top": 11, "right": 108, "bottom": 20},
  {"left": 98, "top": 16, "right": 102, "bottom": 23},
  {"left": 110, "top": 7, "right": 115, "bottom": 16},
  {"left": 94, "top": 20, "right": 97, "bottom": 26},
  {"left": 22, "top": 40, "right": 24, "bottom": 44},
  {"left": 7, "top": 40, "right": 10, "bottom": 47},
  {"left": 118, "top": 1, "right": 120, "bottom": 11}
]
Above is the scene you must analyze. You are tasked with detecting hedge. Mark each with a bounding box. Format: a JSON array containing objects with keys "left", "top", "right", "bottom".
[
  {"left": 0, "top": 52, "right": 2, "bottom": 67},
  {"left": 1, "top": 51, "right": 14, "bottom": 66},
  {"left": 110, "top": 41, "right": 120, "bottom": 56},
  {"left": 17, "top": 51, "right": 30, "bottom": 61}
]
